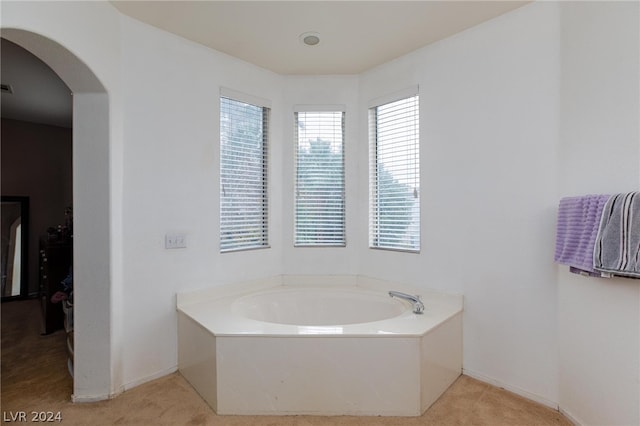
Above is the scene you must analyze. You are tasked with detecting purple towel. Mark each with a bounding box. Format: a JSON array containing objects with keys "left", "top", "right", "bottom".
[{"left": 554, "top": 194, "right": 611, "bottom": 273}]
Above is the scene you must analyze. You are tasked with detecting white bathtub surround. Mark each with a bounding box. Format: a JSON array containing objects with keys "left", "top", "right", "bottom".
[{"left": 177, "top": 275, "right": 463, "bottom": 416}]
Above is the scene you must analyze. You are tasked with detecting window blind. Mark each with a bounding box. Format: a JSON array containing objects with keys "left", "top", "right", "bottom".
[
  {"left": 369, "top": 94, "right": 420, "bottom": 252},
  {"left": 294, "top": 110, "right": 345, "bottom": 246},
  {"left": 220, "top": 96, "right": 269, "bottom": 252}
]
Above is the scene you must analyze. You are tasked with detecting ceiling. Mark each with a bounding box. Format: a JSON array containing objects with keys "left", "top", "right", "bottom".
[
  {"left": 111, "top": 1, "right": 530, "bottom": 75},
  {"left": 0, "top": 38, "right": 72, "bottom": 128},
  {"left": 0, "top": 1, "right": 529, "bottom": 127}
]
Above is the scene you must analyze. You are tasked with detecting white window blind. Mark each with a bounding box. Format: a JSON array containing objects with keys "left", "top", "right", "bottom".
[
  {"left": 369, "top": 94, "right": 420, "bottom": 252},
  {"left": 294, "top": 110, "right": 345, "bottom": 246},
  {"left": 220, "top": 96, "right": 269, "bottom": 252}
]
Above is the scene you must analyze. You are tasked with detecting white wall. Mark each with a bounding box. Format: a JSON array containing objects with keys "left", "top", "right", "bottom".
[
  {"left": 557, "top": 2, "right": 640, "bottom": 425},
  {"left": 119, "top": 16, "right": 285, "bottom": 388},
  {"left": 73, "top": 91, "right": 113, "bottom": 399},
  {"left": 358, "top": 2, "right": 562, "bottom": 405}
]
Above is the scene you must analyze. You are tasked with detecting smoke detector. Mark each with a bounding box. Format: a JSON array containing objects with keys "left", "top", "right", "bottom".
[{"left": 300, "top": 32, "right": 320, "bottom": 46}]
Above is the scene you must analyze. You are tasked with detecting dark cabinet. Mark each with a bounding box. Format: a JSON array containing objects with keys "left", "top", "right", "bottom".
[{"left": 39, "top": 240, "right": 71, "bottom": 335}]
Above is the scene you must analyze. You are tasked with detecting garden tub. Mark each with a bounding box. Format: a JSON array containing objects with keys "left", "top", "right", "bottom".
[{"left": 177, "top": 275, "right": 463, "bottom": 416}]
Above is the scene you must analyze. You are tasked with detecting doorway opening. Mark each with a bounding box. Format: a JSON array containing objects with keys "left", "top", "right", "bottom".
[{"left": 1, "top": 28, "right": 113, "bottom": 402}]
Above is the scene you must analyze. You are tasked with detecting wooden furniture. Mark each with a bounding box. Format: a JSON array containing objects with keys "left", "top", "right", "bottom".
[{"left": 39, "top": 240, "right": 71, "bottom": 335}]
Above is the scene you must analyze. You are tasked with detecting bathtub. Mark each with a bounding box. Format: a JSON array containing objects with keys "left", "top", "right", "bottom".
[{"left": 177, "top": 275, "right": 463, "bottom": 416}]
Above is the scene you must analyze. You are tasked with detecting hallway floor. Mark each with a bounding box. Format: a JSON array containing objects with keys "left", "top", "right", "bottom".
[{"left": 1, "top": 299, "right": 571, "bottom": 425}]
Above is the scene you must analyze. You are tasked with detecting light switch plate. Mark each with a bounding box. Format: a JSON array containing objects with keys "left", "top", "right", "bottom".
[{"left": 165, "top": 233, "right": 187, "bottom": 249}]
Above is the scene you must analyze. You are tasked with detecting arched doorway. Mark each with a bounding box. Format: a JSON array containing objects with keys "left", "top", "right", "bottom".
[{"left": 1, "top": 28, "right": 115, "bottom": 401}]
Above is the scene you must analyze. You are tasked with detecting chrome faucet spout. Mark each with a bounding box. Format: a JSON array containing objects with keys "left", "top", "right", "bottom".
[{"left": 389, "top": 291, "right": 424, "bottom": 314}]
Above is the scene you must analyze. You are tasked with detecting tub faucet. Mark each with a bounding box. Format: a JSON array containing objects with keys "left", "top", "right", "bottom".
[{"left": 389, "top": 291, "right": 424, "bottom": 314}]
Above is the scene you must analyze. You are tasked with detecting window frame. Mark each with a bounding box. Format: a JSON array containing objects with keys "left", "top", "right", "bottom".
[
  {"left": 368, "top": 89, "right": 420, "bottom": 253},
  {"left": 293, "top": 107, "right": 346, "bottom": 247},
  {"left": 219, "top": 90, "right": 270, "bottom": 253}
]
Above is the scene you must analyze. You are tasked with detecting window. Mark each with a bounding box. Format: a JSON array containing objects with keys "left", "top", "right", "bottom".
[
  {"left": 369, "top": 93, "right": 420, "bottom": 252},
  {"left": 220, "top": 95, "right": 269, "bottom": 252},
  {"left": 294, "top": 110, "right": 345, "bottom": 246}
]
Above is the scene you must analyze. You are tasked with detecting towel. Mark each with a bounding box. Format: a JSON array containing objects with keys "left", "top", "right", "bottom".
[
  {"left": 554, "top": 194, "right": 611, "bottom": 274},
  {"left": 594, "top": 192, "right": 640, "bottom": 278}
]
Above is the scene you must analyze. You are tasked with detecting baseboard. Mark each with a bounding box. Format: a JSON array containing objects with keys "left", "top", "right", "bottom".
[
  {"left": 122, "top": 365, "right": 178, "bottom": 392},
  {"left": 71, "top": 393, "right": 113, "bottom": 403},
  {"left": 558, "top": 406, "right": 584, "bottom": 426},
  {"left": 71, "top": 383, "right": 125, "bottom": 403},
  {"left": 462, "top": 368, "right": 559, "bottom": 410},
  {"left": 71, "top": 366, "right": 179, "bottom": 403}
]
